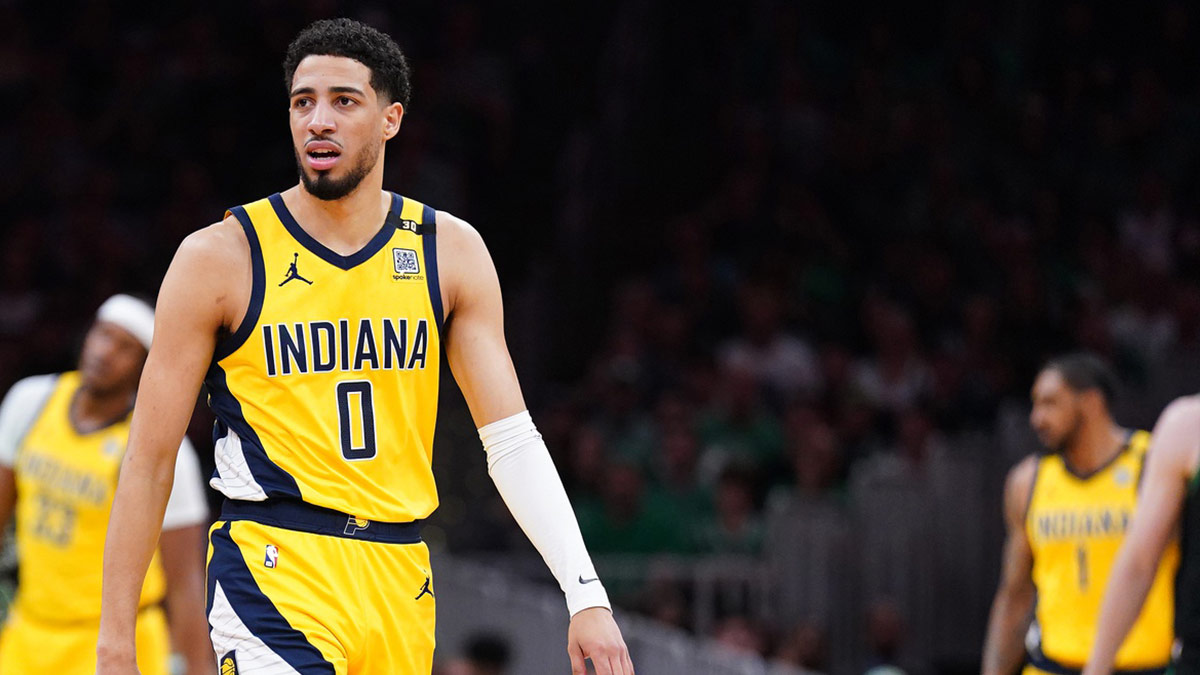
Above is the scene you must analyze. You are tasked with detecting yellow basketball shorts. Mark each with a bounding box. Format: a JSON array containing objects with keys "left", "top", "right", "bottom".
[
  {"left": 206, "top": 500, "right": 436, "bottom": 675},
  {"left": 0, "top": 603, "right": 169, "bottom": 675}
]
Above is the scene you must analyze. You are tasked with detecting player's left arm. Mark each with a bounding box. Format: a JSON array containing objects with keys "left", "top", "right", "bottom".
[
  {"left": 438, "top": 212, "right": 634, "bottom": 675},
  {"left": 158, "top": 437, "right": 216, "bottom": 675},
  {"left": 1084, "top": 397, "right": 1199, "bottom": 675}
]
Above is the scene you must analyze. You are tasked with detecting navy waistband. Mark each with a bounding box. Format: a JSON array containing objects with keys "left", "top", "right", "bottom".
[
  {"left": 1027, "top": 650, "right": 1167, "bottom": 675},
  {"left": 220, "top": 499, "right": 422, "bottom": 544}
]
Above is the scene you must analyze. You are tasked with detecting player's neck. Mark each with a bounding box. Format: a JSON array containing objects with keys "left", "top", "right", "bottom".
[
  {"left": 70, "top": 384, "right": 134, "bottom": 434},
  {"left": 1064, "top": 420, "right": 1125, "bottom": 475},
  {"left": 284, "top": 175, "right": 390, "bottom": 256}
]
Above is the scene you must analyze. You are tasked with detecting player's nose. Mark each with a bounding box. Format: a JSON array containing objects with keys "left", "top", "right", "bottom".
[{"left": 307, "top": 101, "right": 336, "bottom": 136}]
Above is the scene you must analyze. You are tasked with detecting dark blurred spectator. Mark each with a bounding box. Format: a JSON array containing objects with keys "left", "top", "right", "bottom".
[
  {"left": 693, "top": 464, "right": 764, "bottom": 556},
  {"left": 711, "top": 614, "right": 769, "bottom": 658},
  {"left": 442, "top": 632, "right": 512, "bottom": 675},
  {"left": 719, "top": 282, "right": 822, "bottom": 404},
  {"left": 576, "top": 462, "right": 689, "bottom": 556},
  {"left": 772, "top": 620, "right": 830, "bottom": 673},
  {"left": 767, "top": 407, "right": 845, "bottom": 511},
  {"left": 644, "top": 393, "right": 709, "bottom": 525},
  {"left": 639, "top": 576, "right": 691, "bottom": 631},
  {"left": 696, "top": 364, "right": 784, "bottom": 483},
  {"left": 852, "top": 304, "right": 932, "bottom": 417},
  {"left": 862, "top": 599, "right": 909, "bottom": 675}
]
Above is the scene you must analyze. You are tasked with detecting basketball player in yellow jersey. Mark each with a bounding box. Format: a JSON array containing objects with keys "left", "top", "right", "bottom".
[
  {"left": 0, "top": 295, "right": 214, "bottom": 675},
  {"left": 982, "top": 354, "right": 1176, "bottom": 675},
  {"left": 97, "top": 18, "right": 632, "bottom": 675}
]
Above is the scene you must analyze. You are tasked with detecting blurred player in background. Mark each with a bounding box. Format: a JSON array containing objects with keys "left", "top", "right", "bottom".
[
  {"left": 983, "top": 354, "right": 1175, "bottom": 675},
  {"left": 97, "top": 18, "right": 631, "bottom": 675},
  {"left": 0, "top": 294, "right": 212, "bottom": 674},
  {"left": 1085, "top": 390, "right": 1200, "bottom": 675}
]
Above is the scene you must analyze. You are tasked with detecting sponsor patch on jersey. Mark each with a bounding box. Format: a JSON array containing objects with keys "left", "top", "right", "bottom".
[
  {"left": 393, "top": 248, "right": 420, "bottom": 275},
  {"left": 264, "top": 544, "right": 279, "bottom": 569},
  {"left": 220, "top": 651, "right": 238, "bottom": 675}
]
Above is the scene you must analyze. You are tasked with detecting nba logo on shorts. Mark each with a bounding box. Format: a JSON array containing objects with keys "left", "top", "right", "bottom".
[{"left": 264, "top": 544, "right": 279, "bottom": 569}]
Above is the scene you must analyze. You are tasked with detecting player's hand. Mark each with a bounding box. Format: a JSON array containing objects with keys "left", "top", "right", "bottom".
[{"left": 567, "top": 606, "right": 634, "bottom": 675}]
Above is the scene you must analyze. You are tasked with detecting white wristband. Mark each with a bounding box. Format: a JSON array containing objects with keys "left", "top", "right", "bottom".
[{"left": 479, "top": 411, "right": 611, "bottom": 616}]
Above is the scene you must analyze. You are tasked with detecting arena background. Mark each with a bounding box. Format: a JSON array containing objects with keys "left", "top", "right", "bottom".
[{"left": 3, "top": 1, "right": 1200, "bottom": 673}]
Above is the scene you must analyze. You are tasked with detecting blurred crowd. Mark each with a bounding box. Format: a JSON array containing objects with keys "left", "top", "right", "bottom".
[{"left": 5, "top": 0, "right": 1200, "bottom": 672}]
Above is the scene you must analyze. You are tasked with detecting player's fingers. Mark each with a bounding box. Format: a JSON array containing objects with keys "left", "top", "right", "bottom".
[
  {"left": 593, "top": 654, "right": 617, "bottom": 675},
  {"left": 623, "top": 648, "right": 636, "bottom": 675},
  {"left": 568, "top": 642, "right": 587, "bottom": 675}
]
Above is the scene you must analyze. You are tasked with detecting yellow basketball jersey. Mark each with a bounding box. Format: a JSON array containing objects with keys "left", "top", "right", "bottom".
[
  {"left": 206, "top": 192, "right": 443, "bottom": 523},
  {"left": 11, "top": 372, "right": 167, "bottom": 623},
  {"left": 1026, "top": 430, "right": 1177, "bottom": 668}
]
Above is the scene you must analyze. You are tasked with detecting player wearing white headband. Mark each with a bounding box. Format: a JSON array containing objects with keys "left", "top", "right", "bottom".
[{"left": 0, "top": 295, "right": 215, "bottom": 675}]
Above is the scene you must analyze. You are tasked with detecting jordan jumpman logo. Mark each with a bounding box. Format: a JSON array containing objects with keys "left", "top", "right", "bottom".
[
  {"left": 415, "top": 576, "right": 434, "bottom": 600},
  {"left": 279, "top": 253, "right": 313, "bottom": 286}
]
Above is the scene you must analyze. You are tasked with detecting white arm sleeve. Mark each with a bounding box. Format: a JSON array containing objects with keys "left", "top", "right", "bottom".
[
  {"left": 0, "top": 375, "right": 59, "bottom": 468},
  {"left": 479, "top": 410, "right": 611, "bottom": 617},
  {"left": 161, "top": 436, "right": 209, "bottom": 531}
]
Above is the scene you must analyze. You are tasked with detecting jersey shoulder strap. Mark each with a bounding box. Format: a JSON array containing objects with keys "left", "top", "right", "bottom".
[{"left": 0, "top": 374, "right": 61, "bottom": 466}]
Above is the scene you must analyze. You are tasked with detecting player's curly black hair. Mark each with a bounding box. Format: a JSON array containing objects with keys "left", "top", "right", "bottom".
[{"left": 283, "top": 18, "right": 412, "bottom": 108}]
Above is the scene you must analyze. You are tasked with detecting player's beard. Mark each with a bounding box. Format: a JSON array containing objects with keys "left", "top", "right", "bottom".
[
  {"left": 1049, "top": 409, "right": 1084, "bottom": 454},
  {"left": 295, "top": 141, "right": 379, "bottom": 201}
]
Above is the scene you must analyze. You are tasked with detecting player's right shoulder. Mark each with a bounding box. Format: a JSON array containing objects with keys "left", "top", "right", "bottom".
[
  {"left": 159, "top": 216, "right": 254, "bottom": 333},
  {"left": 167, "top": 216, "right": 252, "bottom": 288}
]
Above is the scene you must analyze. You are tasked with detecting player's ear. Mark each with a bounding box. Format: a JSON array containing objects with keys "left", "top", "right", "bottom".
[{"left": 383, "top": 102, "right": 403, "bottom": 141}]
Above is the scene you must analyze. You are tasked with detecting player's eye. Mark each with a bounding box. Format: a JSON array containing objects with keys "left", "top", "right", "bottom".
[
  {"left": 292, "top": 98, "right": 312, "bottom": 109},
  {"left": 337, "top": 96, "right": 355, "bottom": 106}
]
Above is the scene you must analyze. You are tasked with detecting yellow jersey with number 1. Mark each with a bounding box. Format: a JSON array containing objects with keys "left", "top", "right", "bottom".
[
  {"left": 1025, "top": 430, "right": 1177, "bottom": 670},
  {"left": 205, "top": 192, "right": 443, "bottom": 523}
]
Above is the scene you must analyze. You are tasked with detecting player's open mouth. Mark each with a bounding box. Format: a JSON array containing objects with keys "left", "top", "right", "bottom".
[{"left": 306, "top": 142, "right": 342, "bottom": 170}]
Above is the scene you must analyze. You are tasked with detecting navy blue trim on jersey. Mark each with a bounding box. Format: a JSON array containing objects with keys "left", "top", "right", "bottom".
[
  {"left": 207, "top": 522, "right": 337, "bottom": 674},
  {"left": 1024, "top": 456, "right": 1040, "bottom": 523},
  {"left": 1025, "top": 648, "right": 1165, "bottom": 675},
  {"left": 221, "top": 498, "right": 422, "bottom": 544},
  {"left": 1062, "top": 428, "right": 1134, "bottom": 481},
  {"left": 420, "top": 204, "right": 445, "bottom": 334},
  {"left": 215, "top": 206, "right": 266, "bottom": 362},
  {"left": 204, "top": 362, "right": 301, "bottom": 498},
  {"left": 268, "top": 193, "right": 394, "bottom": 271}
]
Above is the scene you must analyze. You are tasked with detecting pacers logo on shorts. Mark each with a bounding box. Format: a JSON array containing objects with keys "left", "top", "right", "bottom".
[
  {"left": 264, "top": 544, "right": 279, "bottom": 569},
  {"left": 220, "top": 651, "right": 238, "bottom": 675},
  {"left": 345, "top": 516, "right": 370, "bottom": 536}
]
